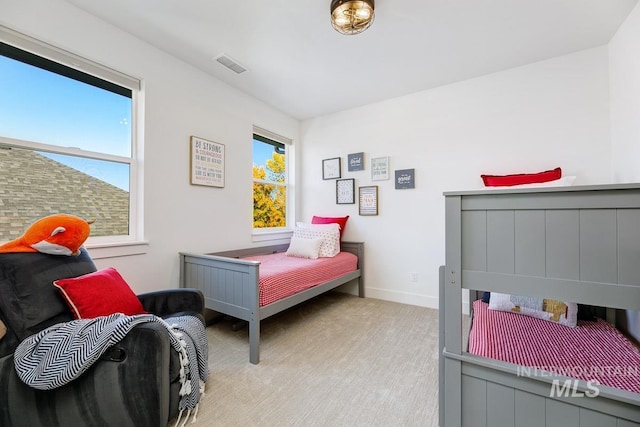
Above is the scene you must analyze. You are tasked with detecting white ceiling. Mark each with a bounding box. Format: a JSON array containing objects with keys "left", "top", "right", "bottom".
[{"left": 65, "top": 0, "right": 637, "bottom": 120}]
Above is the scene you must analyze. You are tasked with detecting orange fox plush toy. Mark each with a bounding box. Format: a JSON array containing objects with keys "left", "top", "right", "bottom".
[{"left": 0, "top": 214, "right": 93, "bottom": 256}]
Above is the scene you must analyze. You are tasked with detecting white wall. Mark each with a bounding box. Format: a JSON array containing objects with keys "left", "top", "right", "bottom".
[
  {"left": 1, "top": 0, "right": 299, "bottom": 293},
  {"left": 609, "top": 2, "right": 640, "bottom": 342},
  {"left": 610, "top": 2, "right": 640, "bottom": 182},
  {"left": 300, "top": 47, "right": 612, "bottom": 308}
]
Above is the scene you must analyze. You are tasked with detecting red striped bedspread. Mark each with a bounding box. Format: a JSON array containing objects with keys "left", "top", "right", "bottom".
[
  {"left": 468, "top": 300, "right": 640, "bottom": 394},
  {"left": 241, "top": 251, "right": 358, "bottom": 307}
]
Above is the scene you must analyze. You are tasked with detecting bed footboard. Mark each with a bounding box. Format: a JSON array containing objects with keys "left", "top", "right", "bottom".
[
  {"left": 180, "top": 251, "right": 261, "bottom": 362},
  {"left": 179, "top": 253, "right": 260, "bottom": 321}
]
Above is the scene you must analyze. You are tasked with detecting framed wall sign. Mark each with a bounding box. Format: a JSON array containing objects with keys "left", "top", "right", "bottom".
[
  {"left": 359, "top": 185, "right": 378, "bottom": 216},
  {"left": 322, "top": 157, "right": 341, "bottom": 180},
  {"left": 347, "top": 152, "right": 365, "bottom": 172},
  {"left": 190, "top": 136, "right": 225, "bottom": 188},
  {"left": 371, "top": 156, "right": 389, "bottom": 181},
  {"left": 395, "top": 168, "right": 415, "bottom": 189},
  {"left": 336, "top": 178, "right": 355, "bottom": 204}
]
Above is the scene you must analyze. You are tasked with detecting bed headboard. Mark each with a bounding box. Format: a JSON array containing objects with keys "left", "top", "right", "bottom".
[{"left": 445, "top": 183, "right": 640, "bottom": 308}]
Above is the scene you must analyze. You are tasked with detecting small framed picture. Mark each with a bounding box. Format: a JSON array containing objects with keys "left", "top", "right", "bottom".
[
  {"left": 322, "top": 157, "right": 341, "bottom": 180},
  {"left": 371, "top": 156, "right": 389, "bottom": 181},
  {"left": 336, "top": 178, "right": 355, "bottom": 204},
  {"left": 347, "top": 152, "right": 365, "bottom": 172},
  {"left": 359, "top": 186, "right": 378, "bottom": 216},
  {"left": 395, "top": 168, "right": 415, "bottom": 189}
]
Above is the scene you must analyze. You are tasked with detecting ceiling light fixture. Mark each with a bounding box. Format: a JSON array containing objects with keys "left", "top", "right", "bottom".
[{"left": 330, "top": 0, "right": 375, "bottom": 35}]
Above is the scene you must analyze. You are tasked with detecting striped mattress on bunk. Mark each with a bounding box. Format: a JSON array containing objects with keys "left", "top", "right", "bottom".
[
  {"left": 468, "top": 299, "right": 640, "bottom": 394},
  {"left": 242, "top": 251, "right": 358, "bottom": 307}
]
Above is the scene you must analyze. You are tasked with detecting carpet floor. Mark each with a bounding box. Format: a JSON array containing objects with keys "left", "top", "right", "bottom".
[{"left": 169, "top": 291, "right": 439, "bottom": 427}]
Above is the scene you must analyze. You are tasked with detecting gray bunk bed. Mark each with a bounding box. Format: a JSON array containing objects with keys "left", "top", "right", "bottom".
[
  {"left": 440, "top": 183, "right": 640, "bottom": 426},
  {"left": 180, "top": 241, "right": 364, "bottom": 364}
]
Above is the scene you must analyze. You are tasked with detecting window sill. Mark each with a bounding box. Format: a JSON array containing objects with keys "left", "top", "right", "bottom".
[{"left": 85, "top": 241, "right": 149, "bottom": 259}]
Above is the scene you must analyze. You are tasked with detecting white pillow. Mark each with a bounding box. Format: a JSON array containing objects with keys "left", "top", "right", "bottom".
[
  {"left": 488, "top": 292, "right": 578, "bottom": 328},
  {"left": 293, "top": 223, "right": 340, "bottom": 257},
  {"left": 286, "top": 236, "right": 323, "bottom": 259}
]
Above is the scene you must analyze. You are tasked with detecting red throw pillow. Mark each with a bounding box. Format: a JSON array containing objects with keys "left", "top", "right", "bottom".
[
  {"left": 481, "top": 167, "right": 562, "bottom": 187},
  {"left": 311, "top": 215, "right": 349, "bottom": 240},
  {"left": 54, "top": 268, "right": 147, "bottom": 319}
]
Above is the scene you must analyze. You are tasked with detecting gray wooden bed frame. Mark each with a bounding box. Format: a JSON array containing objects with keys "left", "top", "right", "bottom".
[
  {"left": 180, "top": 241, "right": 364, "bottom": 364},
  {"left": 440, "top": 183, "right": 640, "bottom": 427}
]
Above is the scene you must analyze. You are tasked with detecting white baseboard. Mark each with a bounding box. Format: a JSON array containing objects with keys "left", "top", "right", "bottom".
[
  {"left": 363, "top": 287, "right": 439, "bottom": 310},
  {"left": 335, "top": 282, "right": 441, "bottom": 310}
]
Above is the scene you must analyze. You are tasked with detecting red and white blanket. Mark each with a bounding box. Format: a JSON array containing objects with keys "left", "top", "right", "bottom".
[
  {"left": 242, "top": 251, "right": 358, "bottom": 307},
  {"left": 468, "top": 300, "right": 640, "bottom": 394}
]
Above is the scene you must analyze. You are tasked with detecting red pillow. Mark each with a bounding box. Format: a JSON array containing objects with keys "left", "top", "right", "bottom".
[
  {"left": 53, "top": 268, "right": 147, "bottom": 319},
  {"left": 311, "top": 215, "right": 349, "bottom": 240},
  {"left": 481, "top": 167, "right": 562, "bottom": 187}
]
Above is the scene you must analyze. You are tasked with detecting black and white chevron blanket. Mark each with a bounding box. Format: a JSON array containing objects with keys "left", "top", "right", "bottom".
[{"left": 14, "top": 313, "right": 209, "bottom": 424}]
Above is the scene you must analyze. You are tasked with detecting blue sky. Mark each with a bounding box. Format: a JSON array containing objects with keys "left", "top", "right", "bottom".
[
  {"left": 0, "top": 55, "right": 131, "bottom": 191},
  {"left": 253, "top": 139, "right": 276, "bottom": 170}
]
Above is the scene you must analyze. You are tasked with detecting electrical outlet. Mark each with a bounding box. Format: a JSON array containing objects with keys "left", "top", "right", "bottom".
[{"left": 411, "top": 272, "right": 418, "bottom": 282}]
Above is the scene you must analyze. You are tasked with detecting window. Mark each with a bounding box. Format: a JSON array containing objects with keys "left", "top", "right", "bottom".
[
  {"left": 252, "top": 129, "right": 290, "bottom": 230},
  {"left": 0, "top": 27, "right": 140, "bottom": 245}
]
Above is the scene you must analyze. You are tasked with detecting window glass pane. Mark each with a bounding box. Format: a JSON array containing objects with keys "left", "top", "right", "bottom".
[
  {"left": 0, "top": 38, "right": 136, "bottom": 242},
  {"left": 0, "top": 148, "right": 130, "bottom": 240},
  {"left": 253, "top": 133, "right": 287, "bottom": 229},
  {"left": 252, "top": 137, "right": 285, "bottom": 182},
  {"left": 0, "top": 53, "right": 132, "bottom": 157},
  {"left": 253, "top": 182, "right": 286, "bottom": 228}
]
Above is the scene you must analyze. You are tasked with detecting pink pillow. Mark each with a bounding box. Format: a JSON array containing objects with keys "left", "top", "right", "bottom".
[
  {"left": 311, "top": 215, "right": 349, "bottom": 240},
  {"left": 481, "top": 167, "right": 562, "bottom": 187},
  {"left": 54, "top": 268, "right": 147, "bottom": 319}
]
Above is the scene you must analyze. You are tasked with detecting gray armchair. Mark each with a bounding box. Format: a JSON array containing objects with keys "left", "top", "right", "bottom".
[{"left": 0, "top": 248, "right": 205, "bottom": 427}]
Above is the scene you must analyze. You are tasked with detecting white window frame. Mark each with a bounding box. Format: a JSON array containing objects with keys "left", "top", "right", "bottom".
[
  {"left": 252, "top": 126, "right": 294, "bottom": 242},
  {"left": 0, "top": 26, "right": 146, "bottom": 257}
]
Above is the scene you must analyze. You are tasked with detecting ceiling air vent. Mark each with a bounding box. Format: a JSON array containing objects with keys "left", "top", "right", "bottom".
[{"left": 215, "top": 54, "right": 247, "bottom": 74}]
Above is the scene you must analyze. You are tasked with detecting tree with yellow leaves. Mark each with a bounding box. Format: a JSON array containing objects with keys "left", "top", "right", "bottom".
[{"left": 253, "top": 151, "right": 286, "bottom": 228}]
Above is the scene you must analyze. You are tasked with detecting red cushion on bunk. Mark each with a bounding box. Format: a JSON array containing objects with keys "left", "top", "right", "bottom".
[
  {"left": 481, "top": 167, "right": 562, "bottom": 187},
  {"left": 311, "top": 215, "right": 349, "bottom": 239}
]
